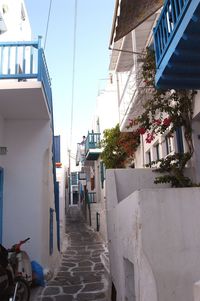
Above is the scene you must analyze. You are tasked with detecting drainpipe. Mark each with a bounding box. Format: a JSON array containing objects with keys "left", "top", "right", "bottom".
[
  {"left": 88, "top": 203, "right": 91, "bottom": 226},
  {"left": 96, "top": 212, "right": 100, "bottom": 232}
]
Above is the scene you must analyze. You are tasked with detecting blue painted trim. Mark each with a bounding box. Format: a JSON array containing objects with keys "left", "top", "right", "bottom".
[
  {"left": 0, "top": 37, "right": 52, "bottom": 113},
  {"left": 88, "top": 192, "right": 96, "bottom": 203},
  {"left": 30, "top": 46, "right": 33, "bottom": 74},
  {"left": 15, "top": 46, "right": 18, "bottom": 74},
  {"left": 85, "top": 131, "right": 101, "bottom": 160},
  {"left": 176, "top": 127, "right": 184, "bottom": 154},
  {"left": 49, "top": 208, "right": 54, "bottom": 255},
  {"left": 54, "top": 136, "right": 61, "bottom": 163},
  {"left": 0, "top": 168, "right": 4, "bottom": 244},
  {"left": 154, "top": 0, "right": 200, "bottom": 88},
  {"left": 55, "top": 182, "right": 60, "bottom": 252},
  {"left": 154, "top": 0, "right": 191, "bottom": 67},
  {"left": 165, "top": 136, "right": 169, "bottom": 155},
  {"left": 8, "top": 46, "right": 11, "bottom": 74},
  {"left": 0, "top": 73, "right": 38, "bottom": 79},
  {"left": 0, "top": 41, "right": 38, "bottom": 47},
  {"left": 22, "top": 46, "right": 26, "bottom": 74}
]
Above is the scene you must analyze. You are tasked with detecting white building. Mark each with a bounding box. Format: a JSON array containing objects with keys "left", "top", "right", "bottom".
[
  {"left": 105, "top": 0, "right": 200, "bottom": 300},
  {"left": 76, "top": 78, "right": 119, "bottom": 243},
  {"left": 0, "top": 0, "right": 63, "bottom": 271}
]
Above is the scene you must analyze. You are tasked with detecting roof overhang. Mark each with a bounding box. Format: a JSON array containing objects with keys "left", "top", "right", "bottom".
[{"left": 110, "top": 0, "right": 163, "bottom": 45}]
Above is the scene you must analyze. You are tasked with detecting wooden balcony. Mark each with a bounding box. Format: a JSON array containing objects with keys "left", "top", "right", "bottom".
[
  {"left": 154, "top": 0, "right": 200, "bottom": 89},
  {"left": 85, "top": 131, "right": 101, "bottom": 161},
  {"left": 0, "top": 37, "right": 52, "bottom": 119}
]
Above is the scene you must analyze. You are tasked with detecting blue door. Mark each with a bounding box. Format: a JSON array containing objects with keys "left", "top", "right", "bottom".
[{"left": 0, "top": 168, "right": 4, "bottom": 243}]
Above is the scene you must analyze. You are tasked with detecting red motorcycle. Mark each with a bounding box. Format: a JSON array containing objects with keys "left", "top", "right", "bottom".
[{"left": 0, "top": 238, "right": 31, "bottom": 301}]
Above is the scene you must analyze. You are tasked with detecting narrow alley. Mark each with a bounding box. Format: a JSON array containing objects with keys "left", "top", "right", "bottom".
[{"left": 34, "top": 208, "right": 109, "bottom": 301}]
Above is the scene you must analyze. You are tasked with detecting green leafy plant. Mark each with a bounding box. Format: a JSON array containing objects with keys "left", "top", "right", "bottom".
[{"left": 101, "top": 124, "right": 140, "bottom": 169}]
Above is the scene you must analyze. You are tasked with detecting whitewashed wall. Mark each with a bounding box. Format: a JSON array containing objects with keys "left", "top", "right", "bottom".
[
  {"left": 0, "top": 0, "right": 31, "bottom": 41},
  {"left": 106, "top": 169, "right": 200, "bottom": 301},
  {"left": 2, "top": 119, "right": 60, "bottom": 270}
]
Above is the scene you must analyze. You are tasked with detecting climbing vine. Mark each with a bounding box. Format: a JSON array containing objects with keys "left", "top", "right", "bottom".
[{"left": 127, "top": 48, "right": 196, "bottom": 187}]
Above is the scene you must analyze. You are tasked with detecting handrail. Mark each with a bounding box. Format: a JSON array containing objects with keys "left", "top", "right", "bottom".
[
  {"left": 0, "top": 37, "right": 52, "bottom": 112},
  {"left": 153, "top": 0, "right": 191, "bottom": 67}
]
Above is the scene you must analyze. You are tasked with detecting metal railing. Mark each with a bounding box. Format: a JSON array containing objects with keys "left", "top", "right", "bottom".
[
  {"left": 153, "top": 0, "right": 191, "bottom": 67},
  {"left": 88, "top": 192, "right": 97, "bottom": 203},
  {"left": 0, "top": 36, "right": 52, "bottom": 112},
  {"left": 85, "top": 131, "right": 101, "bottom": 153}
]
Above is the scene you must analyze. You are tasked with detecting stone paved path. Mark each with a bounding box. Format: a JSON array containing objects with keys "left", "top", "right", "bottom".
[{"left": 35, "top": 210, "right": 109, "bottom": 301}]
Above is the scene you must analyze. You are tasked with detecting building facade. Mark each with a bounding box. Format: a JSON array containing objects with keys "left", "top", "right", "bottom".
[
  {"left": 106, "top": 0, "right": 200, "bottom": 300},
  {"left": 75, "top": 78, "right": 119, "bottom": 243},
  {"left": 0, "top": 0, "right": 63, "bottom": 271}
]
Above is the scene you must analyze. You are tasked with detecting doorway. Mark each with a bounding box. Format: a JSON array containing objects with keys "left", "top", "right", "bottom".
[{"left": 70, "top": 185, "right": 79, "bottom": 206}]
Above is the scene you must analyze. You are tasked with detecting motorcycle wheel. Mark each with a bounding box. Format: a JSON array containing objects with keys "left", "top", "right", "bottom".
[{"left": 14, "top": 277, "right": 30, "bottom": 301}]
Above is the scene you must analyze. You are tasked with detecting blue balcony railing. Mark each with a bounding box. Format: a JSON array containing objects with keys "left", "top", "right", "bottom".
[
  {"left": 88, "top": 192, "right": 97, "bottom": 203},
  {"left": 85, "top": 131, "right": 101, "bottom": 151},
  {"left": 154, "top": 0, "right": 191, "bottom": 68},
  {"left": 0, "top": 36, "right": 52, "bottom": 112},
  {"left": 85, "top": 131, "right": 101, "bottom": 161}
]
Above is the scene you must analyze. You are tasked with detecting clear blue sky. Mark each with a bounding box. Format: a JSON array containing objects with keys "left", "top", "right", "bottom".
[{"left": 25, "top": 0, "right": 115, "bottom": 160}]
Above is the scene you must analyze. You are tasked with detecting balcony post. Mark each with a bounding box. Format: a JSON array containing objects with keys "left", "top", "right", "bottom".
[{"left": 37, "top": 36, "right": 42, "bottom": 81}]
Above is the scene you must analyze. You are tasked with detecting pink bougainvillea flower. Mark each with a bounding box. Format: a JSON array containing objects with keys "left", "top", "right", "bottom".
[
  {"left": 153, "top": 119, "right": 162, "bottom": 125},
  {"left": 145, "top": 132, "right": 155, "bottom": 143},
  {"left": 163, "top": 117, "right": 172, "bottom": 127},
  {"left": 138, "top": 127, "right": 146, "bottom": 135}
]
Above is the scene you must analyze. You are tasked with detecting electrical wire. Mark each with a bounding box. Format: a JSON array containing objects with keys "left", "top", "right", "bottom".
[
  {"left": 70, "top": 0, "right": 78, "bottom": 149},
  {"left": 44, "top": 0, "right": 53, "bottom": 50}
]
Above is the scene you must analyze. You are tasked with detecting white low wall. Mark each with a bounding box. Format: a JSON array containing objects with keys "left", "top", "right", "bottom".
[
  {"left": 107, "top": 185, "right": 200, "bottom": 301},
  {"left": 106, "top": 169, "right": 170, "bottom": 210}
]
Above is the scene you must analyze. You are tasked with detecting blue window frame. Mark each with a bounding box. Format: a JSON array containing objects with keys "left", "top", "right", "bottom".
[
  {"left": 166, "top": 136, "right": 173, "bottom": 155},
  {"left": 55, "top": 182, "right": 60, "bottom": 252},
  {"left": 155, "top": 144, "right": 160, "bottom": 160},
  {"left": 176, "top": 127, "right": 184, "bottom": 154},
  {"left": 146, "top": 150, "right": 151, "bottom": 167}
]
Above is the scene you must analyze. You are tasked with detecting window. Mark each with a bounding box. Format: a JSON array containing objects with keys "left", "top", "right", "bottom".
[
  {"left": 146, "top": 150, "right": 151, "bottom": 167},
  {"left": 155, "top": 143, "right": 160, "bottom": 160},
  {"left": 165, "top": 136, "right": 173, "bottom": 155},
  {"left": 176, "top": 127, "right": 184, "bottom": 154}
]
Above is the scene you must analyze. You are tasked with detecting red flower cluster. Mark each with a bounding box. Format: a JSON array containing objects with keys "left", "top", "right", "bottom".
[
  {"left": 145, "top": 132, "right": 155, "bottom": 143},
  {"left": 138, "top": 127, "right": 146, "bottom": 135},
  {"left": 163, "top": 117, "right": 172, "bottom": 127},
  {"left": 153, "top": 119, "right": 162, "bottom": 125}
]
